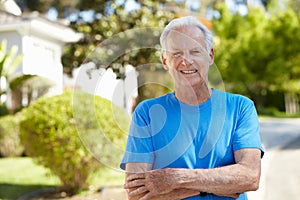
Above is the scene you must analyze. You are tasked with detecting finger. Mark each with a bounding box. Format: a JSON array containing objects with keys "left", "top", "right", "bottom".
[
  {"left": 128, "top": 186, "right": 148, "bottom": 196},
  {"left": 126, "top": 172, "right": 145, "bottom": 181},
  {"left": 139, "top": 192, "right": 153, "bottom": 200},
  {"left": 125, "top": 179, "right": 145, "bottom": 189}
]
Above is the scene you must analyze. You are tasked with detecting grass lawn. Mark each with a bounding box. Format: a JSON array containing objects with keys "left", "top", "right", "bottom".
[{"left": 0, "top": 157, "right": 125, "bottom": 200}]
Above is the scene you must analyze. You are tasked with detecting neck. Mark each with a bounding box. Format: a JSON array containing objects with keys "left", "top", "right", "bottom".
[{"left": 174, "top": 84, "right": 212, "bottom": 105}]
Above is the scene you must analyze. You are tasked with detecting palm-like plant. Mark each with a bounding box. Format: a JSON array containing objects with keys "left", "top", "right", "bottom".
[{"left": 0, "top": 39, "right": 34, "bottom": 113}]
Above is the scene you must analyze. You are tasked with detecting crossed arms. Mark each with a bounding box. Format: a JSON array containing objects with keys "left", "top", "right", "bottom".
[{"left": 124, "top": 148, "right": 262, "bottom": 200}]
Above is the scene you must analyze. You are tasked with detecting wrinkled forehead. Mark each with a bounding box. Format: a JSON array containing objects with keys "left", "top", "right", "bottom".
[{"left": 165, "top": 26, "right": 206, "bottom": 51}]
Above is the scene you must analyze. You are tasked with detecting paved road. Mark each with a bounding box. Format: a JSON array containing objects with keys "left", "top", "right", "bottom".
[{"left": 248, "top": 118, "right": 300, "bottom": 200}]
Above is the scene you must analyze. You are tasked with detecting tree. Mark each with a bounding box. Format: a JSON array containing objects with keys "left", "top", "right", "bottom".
[
  {"left": 61, "top": 1, "right": 179, "bottom": 75},
  {"left": 266, "top": 0, "right": 300, "bottom": 15},
  {"left": 11, "top": 1, "right": 187, "bottom": 109},
  {"left": 213, "top": 3, "right": 300, "bottom": 113},
  {"left": 60, "top": 1, "right": 181, "bottom": 106},
  {"left": 15, "top": 0, "right": 70, "bottom": 15},
  {"left": 288, "top": 0, "right": 300, "bottom": 14}
]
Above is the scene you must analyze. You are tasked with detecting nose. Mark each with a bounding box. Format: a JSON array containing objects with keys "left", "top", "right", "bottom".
[{"left": 181, "top": 53, "right": 194, "bottom": 66}]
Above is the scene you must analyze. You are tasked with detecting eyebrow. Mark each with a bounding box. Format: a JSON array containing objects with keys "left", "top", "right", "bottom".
[
  {"left": 168, "top": 47, "right": 204, "bottom": 52},
  {"left": 191, "top": 47, "right": 206, "bottom": 51}
]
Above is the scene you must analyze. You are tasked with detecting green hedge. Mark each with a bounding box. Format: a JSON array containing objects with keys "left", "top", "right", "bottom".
[
  {"left": 20, "top": 91, "right": 129, "bottom": 193},
  {"left": 0, "top": 114, "right": 24, "bottom": 157}
]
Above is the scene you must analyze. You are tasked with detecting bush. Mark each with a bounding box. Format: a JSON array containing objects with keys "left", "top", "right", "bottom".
[
  {"left": 20, "top": 91, "right": 129, "bottom": 193},
  {"left": 0, "top": 113, "right": 24, "bottom": 157},
  {"left": 257, "top": 107, "right": 281, "bottom": 116},
  {"left": 0, "top": 103, "right": 9, "bottom": 116}
]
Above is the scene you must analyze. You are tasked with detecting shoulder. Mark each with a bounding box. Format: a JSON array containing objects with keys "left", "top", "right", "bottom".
[
  {"left": 213, "top": 89, "right": 256, "bottom": 115},
  {"left": 215, "top": 89, "right": 254, "bottom": 106}
]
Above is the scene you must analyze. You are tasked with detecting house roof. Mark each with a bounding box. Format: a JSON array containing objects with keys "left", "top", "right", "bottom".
[{"left": 0, "top": 10, "right": 83, "bottom": 43}]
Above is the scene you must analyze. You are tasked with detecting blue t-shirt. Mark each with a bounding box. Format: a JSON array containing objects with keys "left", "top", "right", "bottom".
[{"left": 121, "top": 89, "right": 264, "bottom": 200}]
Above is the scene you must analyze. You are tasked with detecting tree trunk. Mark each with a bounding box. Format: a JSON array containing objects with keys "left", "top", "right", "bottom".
[
  {"left": 10, "top": 88, "right": 22, "bottom": 113},
  {"left": 284, "top": 93, "right": 299, "bottom": 114}
]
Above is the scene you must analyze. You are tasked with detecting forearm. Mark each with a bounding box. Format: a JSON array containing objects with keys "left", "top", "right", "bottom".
[
  {"left": 175, "top": 163, "right": 260, "bottom": 194},
  {"left": 125, "top": 165, "right": 199, "bottom": 200},
  {"left": 174, "top": 150, "right": 261, "bottom": 195}
]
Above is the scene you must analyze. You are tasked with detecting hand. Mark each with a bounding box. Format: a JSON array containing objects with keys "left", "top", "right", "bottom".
[
  {"left": 125, "top": 172, "right": 148, "bottom": 198},
  {"left": 125, "top": 169, "right": 201, "bottom": 200},
  {"left": 144, "top": 168, "right": 176, "bottom": 195},
  {"left": 125, "top": 169, "right": 178, "bottom": 198},
  {"left": 126, "top": 187, "right": 148, "bottom": 200}
]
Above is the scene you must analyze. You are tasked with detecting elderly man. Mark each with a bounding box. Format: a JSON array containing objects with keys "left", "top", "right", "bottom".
[{"left": 120, "top": 16, "right": 264, "bottom": 200}]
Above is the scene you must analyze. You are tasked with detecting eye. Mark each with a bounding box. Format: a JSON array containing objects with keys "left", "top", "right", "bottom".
[
  {"left": 191, "top": 50, "right": 201, "bottom": 54},
  {"left": 172, "top": 52, "right": 182, "bottom": 58}
]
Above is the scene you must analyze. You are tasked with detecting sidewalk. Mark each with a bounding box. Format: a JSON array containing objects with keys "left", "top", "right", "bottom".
[
  {"left": 248, "top": 118, "right": 300, "bottom": 200},
  {"left": 264, "top": 136, "right": 300, "bottom": 200}
]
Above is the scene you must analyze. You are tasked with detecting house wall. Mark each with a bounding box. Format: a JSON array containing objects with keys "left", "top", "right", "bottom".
[
  {"left": 22, "top": 35, "right": 63, "bottom": 96},
  {"left": 0, "top": 29, "right": 64, "bottom": 110},
  {"left": 0, "top": 29, "right": 64, "bottom": 96},
  {"left": 0, "top": 12, "right": 82, "bottom": 112}
]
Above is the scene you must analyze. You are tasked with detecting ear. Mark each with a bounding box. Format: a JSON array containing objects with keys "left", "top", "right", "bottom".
[
  {"left": 209, "top": 48, "right": 215, "bottom": 66},
  {"left": 161, "top": 53, "right": 168, "bottom": 70}
]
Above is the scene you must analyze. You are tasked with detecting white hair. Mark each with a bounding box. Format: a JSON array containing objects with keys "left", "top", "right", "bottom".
[{"left": 160, "top": 16, "right": 214, "bottom": 55}]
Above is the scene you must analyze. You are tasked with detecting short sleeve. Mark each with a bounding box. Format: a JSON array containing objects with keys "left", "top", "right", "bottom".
[
  {"left": 120, "top": 102, "right": 155, "bottom": 170},
  {"left": 233, "top": 99, "right": 265, "bottom": 158}
]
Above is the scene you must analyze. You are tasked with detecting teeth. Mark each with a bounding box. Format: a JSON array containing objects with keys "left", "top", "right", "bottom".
[{"left": 181, "top": 70, "right": 197, "bottom": 74}]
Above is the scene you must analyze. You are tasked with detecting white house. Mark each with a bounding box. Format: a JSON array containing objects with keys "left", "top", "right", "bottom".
[
  {"left": 0, "top": 10, "right": 83, "bottom": 111},
  {"left": 64, "top": 62, "right": 138, "bottom": 114}
]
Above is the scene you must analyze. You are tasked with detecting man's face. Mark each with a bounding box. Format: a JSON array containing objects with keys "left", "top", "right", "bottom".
[{"left": 162, "top": 26, "right": 214, "bottom": 89}]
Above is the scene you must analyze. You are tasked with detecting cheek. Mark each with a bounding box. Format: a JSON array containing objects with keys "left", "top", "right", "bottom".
[
  {"left": 195, "top": 57, "right": 211, "bottom": 68},
  {"left": 167, "top": 58, "right": 180, "bottom": 69}
]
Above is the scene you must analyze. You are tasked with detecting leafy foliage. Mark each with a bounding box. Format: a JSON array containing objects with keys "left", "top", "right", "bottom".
[
  {"left": 0, "top": 114, "right": 24, "bottom": 157},
  {"left": 62, "top": 1, "right": 177, "bottom": 76},
  {"left": 61, "top": 1, "right": 179, "bottom": 106},
  {"left": 0, "top": 39, "right": 36, "bottom": 113},
  {"left": 213, "top": 3, "right": 300, "bottom": 107},
  {"left": 20, "top": 91, "right": 129, "bottom": 193},
  {"left": 0, "top": 40, "right": 23, "bottom": 81}
]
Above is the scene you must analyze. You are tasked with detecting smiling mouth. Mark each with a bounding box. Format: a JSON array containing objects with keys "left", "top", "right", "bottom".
[{"left": 180, "top": 70, "right": 198, "bottom": 74}]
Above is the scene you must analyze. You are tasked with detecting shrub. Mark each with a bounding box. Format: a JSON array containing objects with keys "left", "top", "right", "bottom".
[
  {"left": 20, "top": 91, "right": 129, "bottom": 193},
  {"left": 0, "top": 103, "right": 9, "bottom": 116},
  {"left": 0, "top": 113, "right": 24, "bottom": 157}
]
